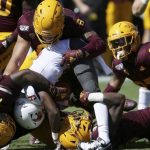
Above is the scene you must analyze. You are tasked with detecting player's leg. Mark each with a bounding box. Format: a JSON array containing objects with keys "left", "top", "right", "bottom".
[
  {"left": 78, "top": 92, "right": 125, "bottom": 150},
  {"left": 73, "top": 59, "right": 100, "bottom": 92},
  {"left": 114, "top": 107, "right": 150, "bottom": 148}
]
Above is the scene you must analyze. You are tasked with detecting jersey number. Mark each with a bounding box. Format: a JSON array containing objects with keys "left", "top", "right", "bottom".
[{"left": 0, "top": 0, "right": 12, "bottom": 16}]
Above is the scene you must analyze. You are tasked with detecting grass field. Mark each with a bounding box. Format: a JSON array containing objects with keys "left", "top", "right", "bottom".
[{"left": 8, "top": 77, "right": 150, "bottom": 150}]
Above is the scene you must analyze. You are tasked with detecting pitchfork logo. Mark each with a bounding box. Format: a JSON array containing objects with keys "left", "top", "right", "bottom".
[{"left": 30, "top": 111, "right": 43, "bottom": 122}]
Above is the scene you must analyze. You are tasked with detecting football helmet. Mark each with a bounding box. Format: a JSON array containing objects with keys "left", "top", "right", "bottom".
[
  {"left": 59, "top": 110, "right": 91, "bottom": 149},
  {"left": 33, "top": 0, "right": 64, "bottom": 44},
  {"left": 108, "top": 21, "right": 140, "bottom": 60},
  {"left": 23, "top": 86, "right": 42, "bottom": 106},
  {"left": 0, "top": 113, "right": 16, "bottom": 148},
  {"left": 14, "top": 97, "right": 45, "bottom": 129}
]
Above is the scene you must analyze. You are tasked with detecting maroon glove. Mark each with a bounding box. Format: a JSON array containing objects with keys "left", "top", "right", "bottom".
[
  {"left": 80, "top": 90, "right": 90, "bottom": 106},
  {"left": 62, "top": 49, "right": 84, "bottom": 65}
]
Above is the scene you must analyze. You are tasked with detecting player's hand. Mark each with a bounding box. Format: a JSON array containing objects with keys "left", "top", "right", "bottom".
[
  {"left": 80, "top": 90, "right": 90, "bottom": 106},
  {"left": 0, "top": 40, "right": 9, "bottom": 54},
  {"left": 61, "top": 49, "right": 84, "bottom": 66}
]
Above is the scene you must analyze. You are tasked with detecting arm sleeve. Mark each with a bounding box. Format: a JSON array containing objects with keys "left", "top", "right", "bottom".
[{"left": 80, "top": 35, "right": 106, "bottom": 58}]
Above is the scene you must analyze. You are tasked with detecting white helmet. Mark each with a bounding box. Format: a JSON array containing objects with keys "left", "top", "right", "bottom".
[{"left": 14, "top": 97, "right": 45, "bottom": 129}]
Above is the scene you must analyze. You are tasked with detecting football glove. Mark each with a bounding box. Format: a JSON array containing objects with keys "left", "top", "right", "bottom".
[
  {"left": 62, "top": 49, "right": 84, "bottom": 65},
  {"left": 0, "top": 40, "right": 9, "bottom": 54},
  {"left": 80, "top": 90, "right": 90, "bottom": 106}
]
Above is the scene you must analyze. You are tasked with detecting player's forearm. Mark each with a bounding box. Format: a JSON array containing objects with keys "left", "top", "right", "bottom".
[
  {"left": 80, "top": 32, "right": 106, "bottom": 58},
  {"left": 3, "top": 59, "right": 20, "bottom": 75},
  {"left": 73, "top": 0, "right": 85, "bottom": 9}
]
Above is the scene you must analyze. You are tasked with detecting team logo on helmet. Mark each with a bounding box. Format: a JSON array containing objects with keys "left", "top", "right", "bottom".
[
  {"left": 14, "top": 97, "right": 45, "bottom": 129},
  {"left": 59, "top": 110, "right": 91, "bottom": 149}
]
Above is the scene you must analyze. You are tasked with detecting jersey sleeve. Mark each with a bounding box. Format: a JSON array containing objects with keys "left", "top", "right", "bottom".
[{"left": 17, "top": 11, "right": 34, "bottom": 41}]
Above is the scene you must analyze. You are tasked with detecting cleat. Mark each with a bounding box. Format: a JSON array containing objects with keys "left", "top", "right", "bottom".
[{"left": 77, "top": 138, "right": 111, "bottom": 150}]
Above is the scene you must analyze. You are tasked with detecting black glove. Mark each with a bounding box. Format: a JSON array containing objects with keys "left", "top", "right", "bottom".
[{"left": 0, "top": 40, "right": 10, "bottom": 54}]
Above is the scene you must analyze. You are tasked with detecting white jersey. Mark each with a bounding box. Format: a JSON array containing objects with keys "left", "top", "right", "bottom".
[{"left": 30, "top": 39, "right": 70, "bottom": 84}]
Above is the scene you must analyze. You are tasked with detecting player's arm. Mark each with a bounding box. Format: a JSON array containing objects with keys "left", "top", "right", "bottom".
[
  {"left": 73, "top": 0, "right": 91, "bottom": 14},
  {"left": 39, "top": 91, "right": 61, "bottom": 146},
  {"left": 63, "top": 31, "right": 106, "bottom": 65},
  {"left": 132, "top": 0, "right": 149, "bottom": 16},
  {"left": 3, "top": 35, "right": 30, "bottom": 75},
  {"left": 63, "top": 10, "right": 106, "bottom": 64},
  {"left": 10, "top": 69, "right": 67, "bottom": 98},
  {"left": 104, "top": 74, "right": 125, "bottom": 92}
]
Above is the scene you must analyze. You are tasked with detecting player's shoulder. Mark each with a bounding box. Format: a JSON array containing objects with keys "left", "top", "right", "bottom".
[
  {"left": 17, "top": 10, "right": 34, "bottom": 32},
  {"left": 137, "top": 42, "right": 150, "bottom": 65},
  {"left": 64, "top": 8, "right": 86, "bottom": 24}
]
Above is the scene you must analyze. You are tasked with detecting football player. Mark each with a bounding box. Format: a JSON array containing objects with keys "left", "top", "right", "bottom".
[
  {"left": 4, "top": 0, "right": 109, "bottom": 146},
  {"left": 79, "top": 91, "right": 150, "bottom": 150},
  {"left": 3, "top": 0, "right": 105, "bottom": 105},
  {"left": 0, "top": 69, "right": 66, "bottom": 148},
  {"left": 77, "top": 90, "right": 137, "bottom": 150},
  {"left": 4, "top": 0, "right": 105, "bottom": 110},
  {"left": 105, "top": 21, "right": 150, "bottom": 110},
  {"left": 4, "top": 0, "right": 106, "bottom": 82},
  {"left": 0, "top": 0, "right": 42, "bottom": 72},
  {"left": 0, "top": 0, "right": 22, "bottom": 71}
]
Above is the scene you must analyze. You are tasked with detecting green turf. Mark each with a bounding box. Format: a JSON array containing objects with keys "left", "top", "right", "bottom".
[{"left": 8, "top": 78, "right": 150, "bottom": 150}]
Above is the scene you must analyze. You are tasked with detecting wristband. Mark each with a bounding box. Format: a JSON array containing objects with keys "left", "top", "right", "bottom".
[
  {"left": 52, "top": 132, "right": 59, "bottom": 141},
  {"left": 88, "top": 92, "right": 104, "bottom": 102}
]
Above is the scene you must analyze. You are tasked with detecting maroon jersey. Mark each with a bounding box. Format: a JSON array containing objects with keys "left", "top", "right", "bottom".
[
  {"left": 116, "top": 108, "right": 150, "bottom": 146},
  {"left": 112, "top": 42, "right": 150, "bottom": 89},
  {"left": 0, "top": 0, "right": 22, "bottom": 32},
  {"left": 92, "top": 108, "right": 150, "bottom": 147},
  {"left": 0, "top": 75, "right": 21, "bottom": 114},
  {"left": 17, "top": 8, "right": 105, "bottom": 56}
]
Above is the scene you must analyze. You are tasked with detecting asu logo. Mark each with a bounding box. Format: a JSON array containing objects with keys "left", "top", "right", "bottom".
[{"left": 76, "top": 19, "right": 85, "bottom": 27}]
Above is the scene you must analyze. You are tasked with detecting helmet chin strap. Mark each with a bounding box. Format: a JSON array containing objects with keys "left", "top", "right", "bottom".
[{"left": 116, "top": 50, "right": 125, "bottom": 60}]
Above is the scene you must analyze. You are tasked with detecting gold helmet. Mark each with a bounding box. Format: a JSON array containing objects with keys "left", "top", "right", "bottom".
[
  {"left": 108, "top": 21, "right": 140, "bottom": 61},
  {"left": 0, "top": 113, "right": 16, "bottom": 148},
  {"left": 33, "top": 0, "right": 64, "bottom": 44},
  {"left": 59, "top": 110, "right": 91, "bottom": 149}
]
